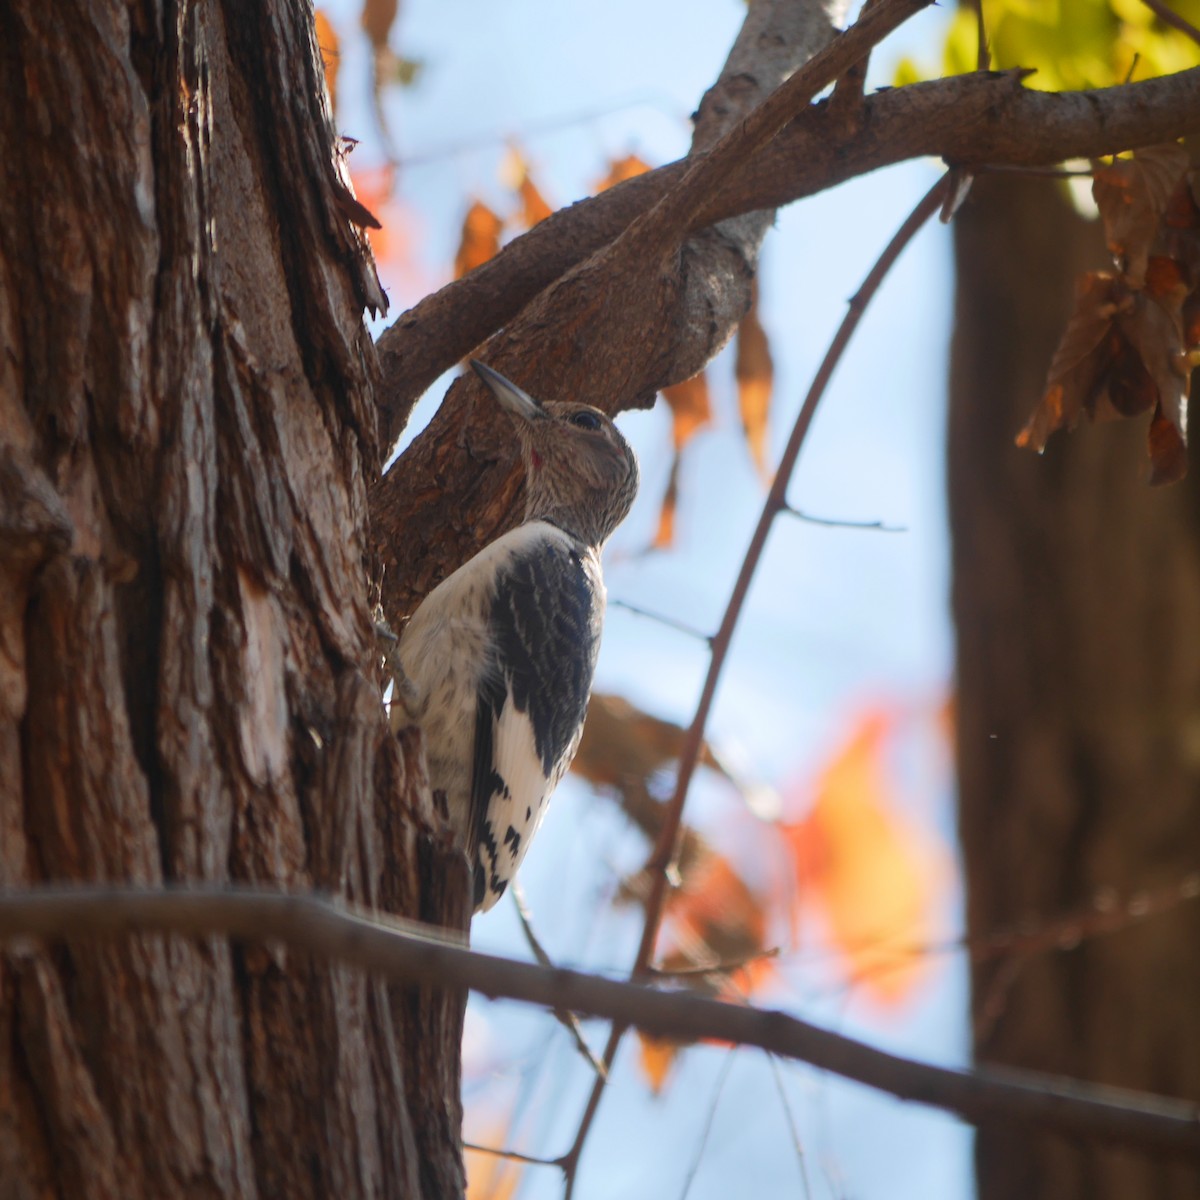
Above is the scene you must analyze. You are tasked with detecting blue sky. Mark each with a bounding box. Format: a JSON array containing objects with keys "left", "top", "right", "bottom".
[{"left": 324, "top": 2, "right": 974, "bottom": 1195}]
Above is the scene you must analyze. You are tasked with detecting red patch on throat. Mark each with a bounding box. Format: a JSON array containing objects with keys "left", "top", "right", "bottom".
[{"left": 531, "top": 449, "right": 543, "bottom": 469}]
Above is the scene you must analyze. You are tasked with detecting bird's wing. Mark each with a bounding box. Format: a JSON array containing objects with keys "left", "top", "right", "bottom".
[{"left": 471, "top": 530, "right": 603, "bottom": 911}]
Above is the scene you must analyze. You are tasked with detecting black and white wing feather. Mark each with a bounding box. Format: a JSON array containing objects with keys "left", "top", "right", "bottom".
[{"left": 471, "top": 521, "right": 604, "bottom": 910}]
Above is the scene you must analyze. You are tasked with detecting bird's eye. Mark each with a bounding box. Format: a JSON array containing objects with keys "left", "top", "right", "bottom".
[{"left": 569, "top": 411, "right": 603, "bottom": 431}]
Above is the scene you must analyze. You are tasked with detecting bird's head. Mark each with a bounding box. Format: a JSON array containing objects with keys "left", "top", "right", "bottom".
[{"left": 471, "top": 360, "right": 639, "bottom": 548}]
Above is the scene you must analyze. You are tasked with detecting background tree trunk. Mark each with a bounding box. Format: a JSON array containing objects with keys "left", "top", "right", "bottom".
[
  {"left": 949, "top": 175, "right": 1200, "bottom": 1199},
  {"left": 0, "top": 3, "right": 468, "bottom": 1196}
]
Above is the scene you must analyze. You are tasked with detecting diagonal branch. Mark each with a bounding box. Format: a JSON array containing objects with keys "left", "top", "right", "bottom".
[
  {"left": 2, "top": 884, "right": 1200, "bottom": 1159},
  {"left": 376, "top": 66, "right": 1200, "bottom": 436},
  {"left": 372, "top": 0, "right": 933, "bottom": 625}
]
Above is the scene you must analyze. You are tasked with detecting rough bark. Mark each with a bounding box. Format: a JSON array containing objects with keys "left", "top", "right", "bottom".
[
  {"left": 949, "top": 177, "right": 1200, "bottom": 1199},
  {"left": 0, "top": 2, "right": 466, "bottom": 1197}
]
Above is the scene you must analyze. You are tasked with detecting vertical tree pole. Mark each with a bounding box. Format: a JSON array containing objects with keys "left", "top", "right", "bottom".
[{"left": 950, "top": 176, "right": 1200, "bottom": 1200}]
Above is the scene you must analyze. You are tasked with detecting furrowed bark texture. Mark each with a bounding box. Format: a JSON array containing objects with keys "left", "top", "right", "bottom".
[
  {"left": 370, "top": 0, "right": 837, "bottom": 624},
  {"left": 0, "top": 3, "right": 467, "bottom": 1197},
  {"left": 949, "top": 177, "right": 1200, "bottom": 1199}
]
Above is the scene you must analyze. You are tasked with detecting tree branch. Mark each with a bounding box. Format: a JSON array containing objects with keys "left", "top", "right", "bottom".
[
  {"left": 372, "top": 0, "right": 932, "bottom": 623},
  {"left": 2, "top": 885, "right": 1199, "bottom": 1158},
  {"left": 376, "top": 66, "right": 1200, "bottom": 432}
]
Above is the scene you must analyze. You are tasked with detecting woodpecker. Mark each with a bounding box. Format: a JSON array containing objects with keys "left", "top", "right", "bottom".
[{"left": 397, "top": 361, "right": 639, "bottom": 912}]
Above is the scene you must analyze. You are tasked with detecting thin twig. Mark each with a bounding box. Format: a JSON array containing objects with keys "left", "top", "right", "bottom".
[
  {"left": 512, "top": 883, "right": 608, "bottom": 1079},
  {"left": 639, "top": 172, "right": 953, "bottom": 975},
  {"left": 679, "top": 1049, "right": 737, "bottom": 1200},
  {"left": 610, "top": 598, "right": 714, "bottom": 643},
  {"left": 463, "top": 1142, "right": 561, "bottom": 1169},
  {"left": 561, "top": 171, "right": 954, "bottom": 1193},
  {"left": 646, "top": 946, "right": 781, "bottom": 979},
  {"left": 970, "top": 0, "right": 991, "bottom": 71},
  {"left": 764, "top": 1051, "right": 813, "bottom": 1200},
  {"left": 779, "top": 504, "right": 906, "bottom": 532},
  {"left": 1139, "top": 0, "right": 1200, "bottom": 47},
  {"left": 2, "top": 885, "right": 1200, "bottom": 1157}
]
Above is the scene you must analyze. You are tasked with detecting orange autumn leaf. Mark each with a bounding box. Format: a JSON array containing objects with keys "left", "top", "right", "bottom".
[
  {"left": 658, "top": 846, "right": 776, "bottom": 999},
  {"left": 314, "top": 10, "right": 340, "bottom": 104},
  {"left": 633, "top": 846, "right": 774, "bottom": 1088},
  {"left": 455, "top": 200, "right": 504, "bottom": 279},
  {"left": 650, "top": 455, "right": 679, "bottom": 550},
  {"left": 782, "top": 710, "right": 942, "bottom": 1006},
  {"left": 636, "top": 1031, "right": 680, "bottom": 1094},
  {"left": 518, "top": 174, "right": 554, "bottom": 228},
  {"left": 662, "top": 372, "right": 711, "bottom": 450},
  {"left": 500, "top": 146, "right": 554, "bottom": 229},
  {"left": 595, "top": 153, "right": 652, "bottom": 193},
  {"left": 735, "top": 284, "right": 774, "bottom": 478}
]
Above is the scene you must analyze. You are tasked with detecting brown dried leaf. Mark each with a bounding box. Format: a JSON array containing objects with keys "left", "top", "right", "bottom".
[
  {"left": 1016, "top": 272, "right": 1125, "bottom": 452},
  {"left": 1130, "top": 259, "right": 1190, "bottom": 405},
  {"left": 662, "top": 850, "right": 770, "bottom": 980},
  {"left": 1093, "top": 143, "right": 1189, "bottom": 288},
  {"left": 574, "top": 693, "right": 731, "bottom": 794},
  {"left": 454, "top": 200, "right": 503, "bottom": 279},
  {"left": 361, "top": 0, "right": 399, "bottom": 49},
  {"left": 1123, "top": 258, "right": 1192, "bottom": 483},
  {"left": 1147, "top": 409, "right": 1189, "bottom": 485},
  {"left": 594, "top": 153, "right": 652, "bottom": 194},
  {"left": 314, "top": 10, "right": 339, "bottom": 105},
  {"left": 735, "top": 285, "right": 774, "bottom": 477}
]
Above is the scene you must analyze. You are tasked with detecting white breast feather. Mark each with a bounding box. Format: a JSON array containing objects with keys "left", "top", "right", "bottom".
[{"left": 401, "top": 520, "right": 598, "bottom": 912}]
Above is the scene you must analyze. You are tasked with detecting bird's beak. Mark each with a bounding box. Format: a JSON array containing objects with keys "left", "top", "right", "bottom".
[{"left": 470, "top": 359, "right": 546, "bottom": 422}]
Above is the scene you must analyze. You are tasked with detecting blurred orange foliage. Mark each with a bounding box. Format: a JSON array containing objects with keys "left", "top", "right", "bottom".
[
  {"left": 455, "top": 200, "right": 504, "bottom": 278},
  {"left": 780, "top": 708, "right": 947, "bottom": 1006},
  {"left": 735, "top": 284, "right": 774, "bottom": 478},
  {"left": 595, "top": 153, "right": 653, "bottom": 193}
]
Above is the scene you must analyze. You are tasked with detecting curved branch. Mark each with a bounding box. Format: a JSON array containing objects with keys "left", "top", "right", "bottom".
[
  {"left": 2, "top": 885, "right": 1199, "bottom": 1159},
  {"left": 376, "top": 66, "right": 1200, "bottom": 434}
]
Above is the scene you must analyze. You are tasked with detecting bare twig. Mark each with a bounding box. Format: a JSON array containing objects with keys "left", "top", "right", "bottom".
[
  {"left": 779, "top": 503, "right": 906, "bottom": 532},
  {"left": 1139, "top": 0, "right": 1200, "bottom": 47},
  {"left": 2, "top": 885, "right": 1200, "bottom": 1158},
  {"left": 512, "top": 883, "right": 607, "bottom": 1078},
  {"left": 646, "top": 946, "right": 781, "bottom": 980},
  {"left": 464, "top": 1142, "right": 560, "bottom": 1169},
  {"left": 764, "top": 1051, "right": 813, "bottom": 1199},
  {"left": 970, "top": 0, "right": 991, "bottom": 71},
  {"left": 638, "top": 173, "right": 952, "bottom": 975},
  {"left": 559, "top": 171, "right": 954, "bottom": 1194},
  {"left": 679, "top": 1049, "right": 737, "bottom": 1200},
  {"left": 609, "top": 598, "right": 714, "bottom": 644}
]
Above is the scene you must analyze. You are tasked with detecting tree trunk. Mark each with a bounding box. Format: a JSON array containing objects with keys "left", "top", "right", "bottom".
[
  {"left": 949, "top": 175, "right": 1200, "bottom": 1199},
  {"left": 0, "top": 3, "right": 467, "bottom": 1196}
]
